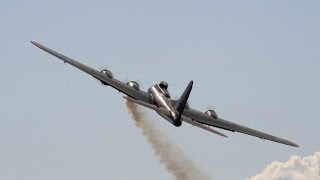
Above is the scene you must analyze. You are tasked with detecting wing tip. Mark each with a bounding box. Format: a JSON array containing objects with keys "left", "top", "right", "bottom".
[
  {"left": 289, "top": 142, "right": 299, "bottom": 147},
  {"left": 30, "top": 40, "right": 42, "bottom": 48},
  {"left": 279, "top": 138, "right": 299, "bottom": 147},
  {"left": 30, "top": 40, "right": 36, "bottom": 45},
  {"left": 276, "top": 138, "right": 299, "bottom": 147}
]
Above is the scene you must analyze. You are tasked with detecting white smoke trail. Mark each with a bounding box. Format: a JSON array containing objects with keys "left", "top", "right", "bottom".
[
  {"left": 126, "top": 100, "right": 212, "bottom": 180},
  {"left": 248, "top": 152, "right": 320, "bottom": 180}
]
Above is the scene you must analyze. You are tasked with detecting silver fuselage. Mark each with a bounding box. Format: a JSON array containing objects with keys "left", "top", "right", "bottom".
[{"left": 148, "top": 84, "right": 182, "bottom": 126}]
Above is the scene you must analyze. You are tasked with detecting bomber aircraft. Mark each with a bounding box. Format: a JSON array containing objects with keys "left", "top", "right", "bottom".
[{"left": 31, "top": 41, "right": 299, "bottom": 147}]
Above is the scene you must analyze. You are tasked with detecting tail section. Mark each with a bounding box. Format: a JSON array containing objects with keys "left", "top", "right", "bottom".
[{"left": 174, "top": 80, "right": 193, "bottom": 115}]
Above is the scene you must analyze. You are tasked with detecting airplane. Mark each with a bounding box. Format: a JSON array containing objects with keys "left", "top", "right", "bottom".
[{"left": 31, "top": 41, "right": 299, "bottom": 147}]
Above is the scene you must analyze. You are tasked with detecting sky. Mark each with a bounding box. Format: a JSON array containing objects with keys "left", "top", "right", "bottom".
[{"left": 1, "top": 1, "right": 320, "bottom": 179}]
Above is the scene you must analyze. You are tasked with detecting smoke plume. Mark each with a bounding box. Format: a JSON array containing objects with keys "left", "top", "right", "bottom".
[
  {"left": 248, "top": 152, "right": 320, "bottom": 180},
  {"left": 126, "top": 100, "right": 212, "bottom": 180}
]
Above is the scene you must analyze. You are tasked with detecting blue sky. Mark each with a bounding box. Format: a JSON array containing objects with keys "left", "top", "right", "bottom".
[{"left": 1, "top": 1, "right": 319, "bottom": 179}]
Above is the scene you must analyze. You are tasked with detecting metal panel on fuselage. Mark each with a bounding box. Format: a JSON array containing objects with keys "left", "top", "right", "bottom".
[{"left": 148, "top": 85, "right": 181, "bottom": 126}]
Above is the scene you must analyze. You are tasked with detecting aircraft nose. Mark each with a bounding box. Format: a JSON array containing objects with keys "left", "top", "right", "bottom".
[
  {"left": 170, "top": 111, "right": 176, "bottom": 119},
  {"left": 171, "top": 111, "right": 180, "bottom": 120}
]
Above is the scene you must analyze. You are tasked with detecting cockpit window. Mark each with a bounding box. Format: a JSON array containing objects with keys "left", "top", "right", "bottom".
[
  {"left": 159, "top": 81, "right": 168, "bottom": 89},
  {"left": 155, "top": 84, "right": 171, "bottom": 98}
]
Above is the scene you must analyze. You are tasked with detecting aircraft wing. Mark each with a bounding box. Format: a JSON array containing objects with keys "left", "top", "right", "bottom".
[
  {"left": 31, "top": 41, "right": 150, "bottom": 103},
  {"left": 182, "top": 108, "right": 299, "bottom": 147}
]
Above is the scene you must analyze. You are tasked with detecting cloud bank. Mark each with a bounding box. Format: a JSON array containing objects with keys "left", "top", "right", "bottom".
[{"left": 248, "top": 152, "right": 320, "bottom": 180}]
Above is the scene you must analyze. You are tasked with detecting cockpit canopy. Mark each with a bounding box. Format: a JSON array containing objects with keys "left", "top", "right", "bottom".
[
  {"left": 159, "top": 81, "right": 168, "bottom": 89},
  {"left": 156, "top": 81, "right": 170, "bottom": 98}
]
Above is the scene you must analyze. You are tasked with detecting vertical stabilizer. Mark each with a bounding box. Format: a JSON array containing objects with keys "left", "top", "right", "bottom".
[{"left": 174, "top": 80, "right": 193, "bottom": 115}]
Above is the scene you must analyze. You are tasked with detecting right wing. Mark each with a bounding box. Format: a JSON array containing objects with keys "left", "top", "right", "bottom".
[
  {"left": 31, "top": 41, "right": 150, "bottom": 102},
  {"left": 182, "top": 108, "right": 299, "bottom": 147}
]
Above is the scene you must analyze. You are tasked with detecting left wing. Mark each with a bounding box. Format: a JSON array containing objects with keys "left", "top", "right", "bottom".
[
  {"left": 31, "top": 41, "right": 150, "bottom": 102},
  {"left": 182, "top": 108, "right": 299, "bottom": 147}
]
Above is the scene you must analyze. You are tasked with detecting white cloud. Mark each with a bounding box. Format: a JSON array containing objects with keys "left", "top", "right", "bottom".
[{"left": 248, "top": 152, "right": 320, "bottom": 180}]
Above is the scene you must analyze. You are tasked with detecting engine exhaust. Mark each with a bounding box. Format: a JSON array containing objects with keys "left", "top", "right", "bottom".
[{"left": 126, "top": 100, "right": 212, "bottom": 180}]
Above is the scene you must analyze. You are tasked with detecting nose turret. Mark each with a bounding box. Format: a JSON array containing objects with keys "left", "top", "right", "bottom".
[
  {"left": 170, "top": 111, "right": 180, "bottom": 120},
  {"left": 171, "top": 111, "right": 182, "bottom": 127}
]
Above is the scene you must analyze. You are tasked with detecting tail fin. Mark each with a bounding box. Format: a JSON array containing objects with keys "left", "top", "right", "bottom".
[{"left": 174, "top": 80, "right": 193, "bottom": 115}]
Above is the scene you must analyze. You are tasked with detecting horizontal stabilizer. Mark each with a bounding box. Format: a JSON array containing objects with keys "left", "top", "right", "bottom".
[
  {"left": 123, "top": 96, "right": 171, "bottom": 116},
  {"left": 182, "top": 116, "right": 228, "bottom": 138}
]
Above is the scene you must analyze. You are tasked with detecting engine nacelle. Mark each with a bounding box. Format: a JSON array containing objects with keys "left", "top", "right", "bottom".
[
  {"left": 205, "top": 110, "right": 218, "bottom": 119},
  {"left": 127, "top": 81, "right": 140, "bottom": 91},
  {"left": 101, "top": 69, "right": 113, "bottom": 78}
]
